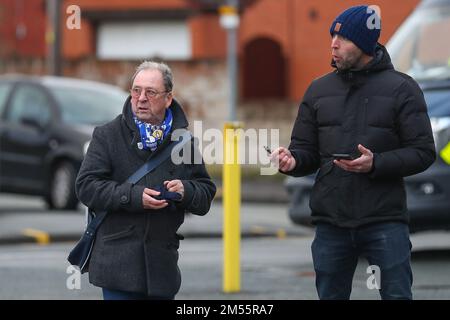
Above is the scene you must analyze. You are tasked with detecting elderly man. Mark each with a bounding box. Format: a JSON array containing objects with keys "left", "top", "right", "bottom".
[
  {"left": 273, "top": 5, "right": 435, "bottom": 299},
  {"left": 75, "top": 61, "right": 216, "bottom": 300}
]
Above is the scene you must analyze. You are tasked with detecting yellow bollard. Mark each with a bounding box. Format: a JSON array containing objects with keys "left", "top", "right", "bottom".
[{"left": 223, "top": 122, "right": 242, "bottom": 293}]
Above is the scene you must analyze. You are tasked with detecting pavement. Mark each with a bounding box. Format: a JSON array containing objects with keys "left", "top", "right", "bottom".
[{"left": 0, "top": 180, "right": 313, "bottom": 246}]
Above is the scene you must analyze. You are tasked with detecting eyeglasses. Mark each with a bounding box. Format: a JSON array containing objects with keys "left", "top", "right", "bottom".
[{"left": 130, "top": 87, "right": 170, "bottom": 99}]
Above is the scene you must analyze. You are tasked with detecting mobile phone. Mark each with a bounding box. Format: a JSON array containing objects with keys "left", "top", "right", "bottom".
[
  {"left": 332, "top": 153, "right": 355, "bottom": 160},
  {"left": 264, "top": 146, "right": 272, "bottom": 155}
]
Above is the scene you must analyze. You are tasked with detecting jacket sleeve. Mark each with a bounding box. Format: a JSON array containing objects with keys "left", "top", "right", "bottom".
[
  {"left": 285, "top": 84, "right": 321, "bottom": 177},
  {"left": 75, "top": 126, "right": 146, "bottom": 213},
  {"left": 369, "top": 78, "right": 436, "bottom": 179},
  {"left": 176, "top": 138, "right": 216, "bottom": 216}
]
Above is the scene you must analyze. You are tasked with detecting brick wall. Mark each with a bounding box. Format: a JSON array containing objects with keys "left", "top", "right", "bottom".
[
  {"left": 0, "top": 0, "right": 46, "bottom": 57},
  {"left": 1, "top": 0, "right": 421, "bottom": 146},
  {"left": 62, "top": 58, "right": 229, "bottom": 130}
]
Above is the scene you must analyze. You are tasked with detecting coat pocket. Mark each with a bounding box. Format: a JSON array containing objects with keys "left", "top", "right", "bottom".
[
  {"left": 364, "top": 178, "right": 406, "bottom": 215},
  {"left": 102, "top": 225, "right": 135, "bottom": 242},
  {"left": 309, "top": 182, "right": 338, "bottom": 216},
  {"left": 315, "top": 163, "right": 334, "bottom": 182},
  {"left": 309, "top": 166, "right": 338, "bottom": 217},
  {"left": 147, "top": 241, "right": 181, "bottom": 297}
]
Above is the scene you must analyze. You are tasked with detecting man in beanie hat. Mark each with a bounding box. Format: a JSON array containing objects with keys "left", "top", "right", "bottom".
[{"left": 271, "top": 5, "right": 435, "bottom": 299}]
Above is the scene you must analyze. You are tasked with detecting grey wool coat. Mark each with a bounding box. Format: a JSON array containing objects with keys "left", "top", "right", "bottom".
[{"left": 75, "top": 97, "right": 216, "bottom": 297}]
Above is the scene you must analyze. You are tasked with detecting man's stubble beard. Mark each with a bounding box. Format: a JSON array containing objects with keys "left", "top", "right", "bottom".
[{"left": 337, "top": 50, "right": 364, "bottom": 71}]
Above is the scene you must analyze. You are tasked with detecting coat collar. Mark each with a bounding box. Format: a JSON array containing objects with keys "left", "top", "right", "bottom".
[
  {"left": 120, "top": 96, "right": 189, "bottom": 160},
  {"left": 121, "top": 96, "right": 189, "bottom": 133},
  {"left": 331, "top": 43, "right": 394, "bottom": 85}
]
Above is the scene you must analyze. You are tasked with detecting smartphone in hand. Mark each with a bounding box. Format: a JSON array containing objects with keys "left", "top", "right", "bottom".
[{"left": 332, "top": 153, "right": 355, "bottom": 160}]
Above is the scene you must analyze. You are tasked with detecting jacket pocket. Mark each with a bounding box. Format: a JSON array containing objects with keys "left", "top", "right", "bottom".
[
  {"left": 310, "top": 183, "right": 337, "bottom": 215},
  {"left": 315, "top": 163, "right": 334, "bottom": 182},
  {"left": 102, "top": 225, "right": 135, "bottom": 242},
  {"left": 360, "top": 177, "right": 406, "bottom": 218},
  {"left": 309, "top": 167, "right": 338, "bottom": 217},
  {"left": 147, "top": 241, "right": 181, "bottom": 297},
  {"left": 373, "top": 180, "right": 406, "bottom": 214}
]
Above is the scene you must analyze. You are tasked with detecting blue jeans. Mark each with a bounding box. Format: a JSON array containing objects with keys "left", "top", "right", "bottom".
[
  {"left": 102, "top": 288, "right": 174, "bottom": 300},
  {"left": 311, "top": 222, "right": 413, "bottom": 300}
]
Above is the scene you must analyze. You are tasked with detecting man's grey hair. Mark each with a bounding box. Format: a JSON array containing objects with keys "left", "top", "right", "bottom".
[{"left": 131, "top": 61, "right": 173, "bottom": 92}]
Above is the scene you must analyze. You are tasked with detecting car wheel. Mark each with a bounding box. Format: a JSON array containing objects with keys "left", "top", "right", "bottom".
[{"left": 46, "top": 161, "right": 78, "bottom": 210}]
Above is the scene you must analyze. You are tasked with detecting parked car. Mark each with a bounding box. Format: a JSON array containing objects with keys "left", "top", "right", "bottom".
[
  {"left": 285, "top": 0, "right": 450, "bottom": 233},
  {"left": 0, "top": 74, "right": 127, "bottom": 209}
]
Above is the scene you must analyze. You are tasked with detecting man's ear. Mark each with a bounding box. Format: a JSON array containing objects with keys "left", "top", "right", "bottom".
[{"left": 165, "top": 92, "right": 173, "bottom": 108}]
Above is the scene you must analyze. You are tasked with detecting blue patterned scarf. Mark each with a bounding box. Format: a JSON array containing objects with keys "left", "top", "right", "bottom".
[{"left": 133, "top": 108, "right": 173, "bottom": 152}]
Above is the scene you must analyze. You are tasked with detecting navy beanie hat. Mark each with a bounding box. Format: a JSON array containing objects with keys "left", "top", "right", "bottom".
[{"left": 330, "top": 5, "right": 381, "bottom": 56}]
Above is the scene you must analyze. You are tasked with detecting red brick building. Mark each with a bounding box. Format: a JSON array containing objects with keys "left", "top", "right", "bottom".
[
  {"left": 0, "top": 0, "right": 420, "bottom": 135},
  {"left": 0, "top": 0, "right": 47, "bottom": 57},
  {"left": 1, "top": 0, "right": 420, "bottom": 99}
]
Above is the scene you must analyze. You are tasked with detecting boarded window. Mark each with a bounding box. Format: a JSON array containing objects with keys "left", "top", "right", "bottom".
[{"left": 97, "top": 21, "right": 191, "bottom": 60}]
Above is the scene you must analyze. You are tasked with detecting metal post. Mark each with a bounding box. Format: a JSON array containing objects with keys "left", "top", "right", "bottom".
[
  {"left": 46, "top": 0, "right": 61, "bottom": 76},
  {"left": 219, "top": 0, "right": 241, "bottom": 293},
  {"left": 227, "top": 0, "right": 238, "bottom": 122}
]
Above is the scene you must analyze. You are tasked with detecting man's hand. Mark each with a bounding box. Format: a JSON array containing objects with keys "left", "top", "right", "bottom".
[
  {"left": 270, "top": 147, "right": 297, "bottom": 173},
  {"left": 333, "top": 144, "right": 373, "bottom": 173},
  {"left": 164, "top": 179, "right": 184, "bottom": 200},
  {"left": 142, "top": 188, "right": 168, "bottom": 210}
]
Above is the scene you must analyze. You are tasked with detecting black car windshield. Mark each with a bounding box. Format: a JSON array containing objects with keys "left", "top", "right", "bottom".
[
  {"left": 48, "top": 84, "right": 127, "bottom": 125},
  {"left": 387, "top": 4, "right": 450, "bottom": 81}
]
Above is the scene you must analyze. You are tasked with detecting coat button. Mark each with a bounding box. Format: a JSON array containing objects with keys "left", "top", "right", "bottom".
[{"left": 120, "top": 195, "right": 128, "bottom": 203}]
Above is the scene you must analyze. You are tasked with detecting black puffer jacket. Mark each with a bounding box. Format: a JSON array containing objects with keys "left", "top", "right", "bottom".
[
  {"left": 286, "top": 44, "right": 435, "bottom": 228},
  {"left": 75, "top": 97, "right": 216, "bottom": 297}
]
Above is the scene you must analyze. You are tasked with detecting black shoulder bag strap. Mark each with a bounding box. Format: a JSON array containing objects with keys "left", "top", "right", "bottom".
[{"left": 68, "top": 130, "right": 191, "bottom": 272}]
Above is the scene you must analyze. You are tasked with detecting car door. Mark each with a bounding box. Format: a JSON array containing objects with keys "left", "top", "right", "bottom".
[
  {"left": 0, "top": 81, "right": 15, "bottom": 189},
  {"left": 0, "top": 83, "right": 54, "bottom": 193},
  {"left": 0, "top": 82, "right": 12, "bottom": 115}
]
